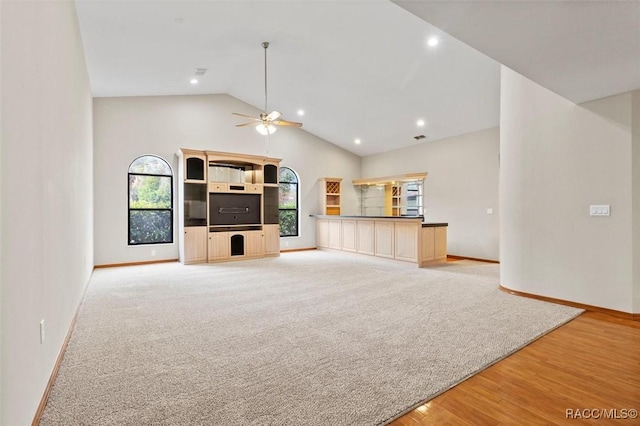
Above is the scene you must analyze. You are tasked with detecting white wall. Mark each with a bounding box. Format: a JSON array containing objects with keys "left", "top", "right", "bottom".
[
  {"left": 0, "top": 0, "right": 4, "bottom": 417},
  {"left": 93, "top": 94, "right": 360, "bottom": 264},
  {"left": 633, "top": 92, "right": 640, "bottom": 313},
  {"left": 0, "top": 2, "right": 94, "bottom": 424},
  {"left": 500, "top": 66, "right": 634, "bottom": 312},
  {"left": 361, "top": 127, "right": 500, "bottom": 261}
]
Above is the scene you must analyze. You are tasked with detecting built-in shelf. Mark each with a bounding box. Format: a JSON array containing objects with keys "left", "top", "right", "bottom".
[
  {"left": 354, "top": 173, "right": 426, "bottom": 217},
  {"left": 318, "top": 177, "right": 342, "bottom": 215}
]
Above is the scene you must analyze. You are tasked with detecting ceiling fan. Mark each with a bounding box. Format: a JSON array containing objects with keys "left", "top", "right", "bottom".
[{"left": 233, "top": 42, "right": 302, "bottom": 135}]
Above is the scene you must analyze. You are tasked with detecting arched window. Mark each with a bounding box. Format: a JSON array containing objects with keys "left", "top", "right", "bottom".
[
  {"left": 128, "top": 155, "right": 173, "bottom": 245},
  {"left": 279, "top": 167, "right": 299, "bottom": 237}
]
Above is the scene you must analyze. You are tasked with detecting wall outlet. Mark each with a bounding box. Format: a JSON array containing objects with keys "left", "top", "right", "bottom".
[
  {"left": 151, "top": 249, "right": 156, "bottom": 256},
  {"left": 486, "top": 208, "right": 494, "bottom": 215},
  {"left": 589, "top": 205, "right": 610, "bottom": 216},
  {"left": 40, "top": 319, "right": 45, "bottom": 344}
]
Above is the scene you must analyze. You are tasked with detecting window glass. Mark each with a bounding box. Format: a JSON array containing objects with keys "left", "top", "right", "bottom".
[
  {"left": 128, "top": 155, "right": 173, "bottom": 245},
  {"left": 129, "top": 155, "right": 172, "bottom": 175},
  {"left": 279, "top": 167, "right": 299, "bottom": 237}
]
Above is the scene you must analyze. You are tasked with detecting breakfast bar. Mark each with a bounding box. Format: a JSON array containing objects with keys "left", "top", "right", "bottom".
[{"left": 315, "top": 215, "right": 447, "bottom": 267}]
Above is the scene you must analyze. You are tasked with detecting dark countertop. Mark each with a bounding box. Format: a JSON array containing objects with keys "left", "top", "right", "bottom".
[
  {"left": 311, "top": 214, "right": 447, "bottom": 227},
  {"left": 421, "top": 222, "right": 448, "bottom": 227},
  {"left": 312, "top": 214, "right": 423, "bottom": 220}
]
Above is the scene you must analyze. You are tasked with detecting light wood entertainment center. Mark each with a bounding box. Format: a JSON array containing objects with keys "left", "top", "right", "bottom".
[{"left": 176, "top": 149, "right": 281, "bottom": 264}]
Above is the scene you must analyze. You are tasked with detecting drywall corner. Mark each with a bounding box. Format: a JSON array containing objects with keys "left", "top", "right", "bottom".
[
  {"left": 632, "top": 91, "right": 640, "bottom": 313},
  {"left": 500, "top": 65, "right": 633, "bottom": 312}
]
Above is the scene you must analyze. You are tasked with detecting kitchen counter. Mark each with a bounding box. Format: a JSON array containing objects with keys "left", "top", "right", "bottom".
[{"left": 314, "top": 215, "right": 447, "bottom": 266}]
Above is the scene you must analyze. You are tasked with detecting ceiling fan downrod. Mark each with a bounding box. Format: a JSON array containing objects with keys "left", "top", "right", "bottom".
[{"left": 262, "top": 41, "right": 269, "bottom": 114}]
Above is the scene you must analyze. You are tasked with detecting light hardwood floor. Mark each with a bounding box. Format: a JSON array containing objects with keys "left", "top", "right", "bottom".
[{"left": 391, "top": 311, "right": 640, "bottom": 425}]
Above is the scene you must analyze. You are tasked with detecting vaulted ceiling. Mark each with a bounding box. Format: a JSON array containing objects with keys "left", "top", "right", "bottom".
[{"left": 75, "top": 1, "right": 639, "bottom": 157}]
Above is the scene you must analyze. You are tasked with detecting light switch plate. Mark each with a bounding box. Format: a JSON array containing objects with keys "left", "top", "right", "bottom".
[{"left": 589, "top": 205, "right": 610, "bottom": 216}]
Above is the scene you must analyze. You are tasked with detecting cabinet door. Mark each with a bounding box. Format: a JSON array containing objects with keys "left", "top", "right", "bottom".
[
  {"left": 374, "top": 221, "right": 394, "bottom": 258},
  {"left": 328, "top": 220, "right": 342, "bottom": 249},
  {"left": 341, "top": 220, "right": 357, "bottom": 252},
  {"left": 394, "top": 222, "right": 418, "bottom": 262},
  {"left": 208, "top": 232, "right": 229, "bottom": 261},
  {"left": 421, "top": 227, "right": 435, "bottom": 262},
  {"left": 229, "top": 233, "right": 246, "bottom": 258},
  {"left": 263, "top": 164, "right": 278, "bottom": 184},
  {"left": 264, "top": 225, "right": 280, "bottom": 255},
  {"left": 435, "top": 227, "right": 447, "bottom": 260},
  {"left": 263, "top": 186, "right": 279, "bottom": 225},
  {"left": 356, "top": 220, "right": 374, "bottom": 255},
  {"left": 246, "top": 231, "right": 265, "bottom": 257},
  {"left": 317, "top": 219, "right": 329, "bottom": 248},
  {"left": 184, "top": 155, "right": 206, "bottom": 182},
  {"left": 184, "top": 227, "right": 207, "bottom": 264}
]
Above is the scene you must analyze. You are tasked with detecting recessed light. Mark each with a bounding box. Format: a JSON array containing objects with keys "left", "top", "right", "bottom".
[
  {"left": 354, "top": 138, "right": 361, "bottom": 145},
  {"left": 297, "top": 109, "right": 305, "bottom": 116},
  {"left": 427, "top": 37, "right": 439, "bottom": 47},
  {"left": 190, "top": 78, "right": 198, "bottom": 85},
  {"left": 416, "top": 119, "right": 425, "bottom": 127}
]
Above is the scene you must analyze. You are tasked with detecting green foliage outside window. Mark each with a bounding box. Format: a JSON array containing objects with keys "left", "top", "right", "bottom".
[
  {"left": 279, "top": 210, "right": 298, "bottom": 237},
  {"left": 129, "top": 175, "right": 172, "bottom": 208},
  {"left": 129, "top": 210, "right": 172, "bottom": 244}
]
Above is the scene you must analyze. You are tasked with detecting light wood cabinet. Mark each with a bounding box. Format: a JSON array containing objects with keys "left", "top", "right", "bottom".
[
  {"left": 184, "top": 227, "right": 207, "bottom": 264},
  {"left": 374, "top": 221, "right": 395, "bottom": 258},
  {"left": 318, "top": 177, "right": 342, "bottom": 215},
  {"left": 264, "top": 224, "right": 280, "bottom": 255},
  {"left": 420, "top": 225, "right": 447, "bottom": 266},
  {"left": 341, "top": 220, "right": 357, "bottom": 252},
  {"left": 208, "top": 232, "right": 229, "bottom": 261},
  {"left": 316, "top": 216, "right": 447, "bottom": 267},
  {"left": 394, "top": 222, "right": 418, "bottom": 262},
  {"left": 421, "top": 227, "right": 435, "bottom": 262},
  {"left": 208, "top": 182, "right": 228, "bottom": 193},
  {"left": 328, "top": 220, "right": 342, "bottom": 250},
  {"left": 435, "top": 226, "right": 447, "bottom": 260},
  {"left": 245, "top": 230, "right": 265, "bottom": 258},
  {"left": 317, "top": 219, "right": 329, "bottom": 248},
  {"left": 356, "top": 220, "right": 375, "bottom": 255}
]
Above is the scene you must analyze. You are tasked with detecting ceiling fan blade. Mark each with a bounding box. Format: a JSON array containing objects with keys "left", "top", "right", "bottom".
[
  {"left": 266, "top": 111, "right": 282, "bottom": 121},
  {"left": 235, "top": 122, "right": 257, "bottom": 127},
  {"left": 273, "top": 119, "right": 303, "bottom": 128},
  {"left": 232, "top": 112, "right": 260, "bottom": 120}
]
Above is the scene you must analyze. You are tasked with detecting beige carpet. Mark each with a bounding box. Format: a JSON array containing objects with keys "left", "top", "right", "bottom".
[{"left": 41, "top": 250, "right": 582, "bottom": 425}]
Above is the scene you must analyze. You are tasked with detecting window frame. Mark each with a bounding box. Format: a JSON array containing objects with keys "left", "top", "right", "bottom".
[
  {"left": 127, "top": 155, "right": 174, "bottom": 246},
  {"left": 278, "top": 166, "right": 299, "bottom": 238}
]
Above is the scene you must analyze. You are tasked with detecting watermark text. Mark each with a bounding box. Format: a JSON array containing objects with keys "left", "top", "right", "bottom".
[{"left": 566, "top": 408, "right": 637, "bottom": 420}]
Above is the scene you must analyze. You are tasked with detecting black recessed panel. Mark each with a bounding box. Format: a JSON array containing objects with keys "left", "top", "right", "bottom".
[{"left": 209, "top": 193, "right": 261, "bottom": 226}]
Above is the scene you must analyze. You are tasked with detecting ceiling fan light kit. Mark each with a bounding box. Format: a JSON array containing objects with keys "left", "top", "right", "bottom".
[
  {"left": 233, "top": 41, "right": 302, "bottom": 135},
  {"left": 256, "top": 123, "right": 277, "bottom": 135}
]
